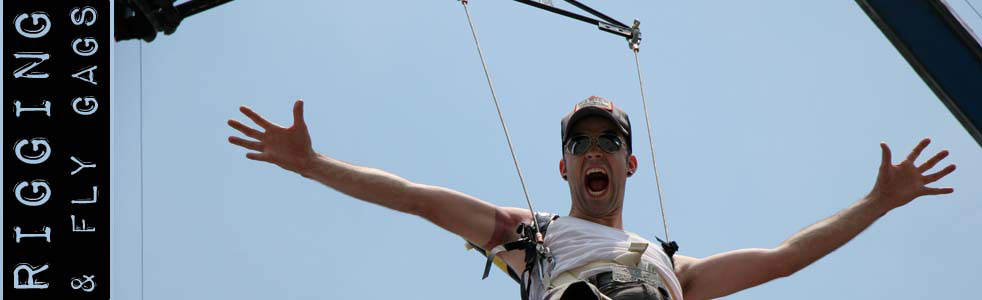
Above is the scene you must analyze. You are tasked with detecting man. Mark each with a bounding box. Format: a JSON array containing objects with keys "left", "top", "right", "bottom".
[{"left": 227, "top": 96, "right": 956, "bottom": 300}]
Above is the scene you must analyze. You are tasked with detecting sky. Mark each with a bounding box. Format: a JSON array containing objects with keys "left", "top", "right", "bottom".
[{"left": 7, "top": 1, "right": 982, "bottom": 300}]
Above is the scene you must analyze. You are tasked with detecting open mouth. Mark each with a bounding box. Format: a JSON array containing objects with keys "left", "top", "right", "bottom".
[{"left": 584, "top": 167, "right": 610, "bottom": 196}]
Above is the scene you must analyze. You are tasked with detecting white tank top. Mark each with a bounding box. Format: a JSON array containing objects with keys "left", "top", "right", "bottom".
[{"left": 538, "top": 216, "right": 684, "bottom": 300}]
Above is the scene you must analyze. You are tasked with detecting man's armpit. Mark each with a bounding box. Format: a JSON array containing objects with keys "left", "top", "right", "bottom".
[
  {"left": 482, "top": 207, "right": 528, "bottom": 250},
  {"left": 483, "top": 208, "right": 512, "bottom": 249}
]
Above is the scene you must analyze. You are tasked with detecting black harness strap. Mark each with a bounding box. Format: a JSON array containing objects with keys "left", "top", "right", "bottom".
[
  {"left": 477, "top": 213, "right": 558, "bottom": 300},
  {"left": 469, "top": 241, "right": 524, "bottom": 283},
  {"left": 483, "top": 237, "right": 535, "bottom": 279}
]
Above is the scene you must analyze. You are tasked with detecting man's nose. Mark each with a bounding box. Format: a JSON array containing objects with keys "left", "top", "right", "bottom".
[{"left": 585, "top": 143, "right": 605, "bottom": 160}]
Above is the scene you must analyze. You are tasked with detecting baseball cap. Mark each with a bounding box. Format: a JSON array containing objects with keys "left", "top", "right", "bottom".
[{"left": 560, "top": 96, "right": 632, "bottom": 154}]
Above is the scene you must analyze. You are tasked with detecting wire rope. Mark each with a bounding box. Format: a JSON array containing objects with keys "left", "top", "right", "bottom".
[
  {"left": 139, "top": 41, "right": 145, "bottom": 300},
  {"left": 633, "top": 49, "right": 671, "bottom": 241},
  {"left": 460, "top": 1, "right": 542, "bottom": 231}
]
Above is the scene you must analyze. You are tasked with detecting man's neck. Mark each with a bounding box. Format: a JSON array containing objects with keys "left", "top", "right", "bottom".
[{"left": 568, "top": 210, "right": 624, "bottom": 230}]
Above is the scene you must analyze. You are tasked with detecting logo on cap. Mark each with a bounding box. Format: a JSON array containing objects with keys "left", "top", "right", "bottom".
[{"left": 574, "top": 96, "right": 614, "bottom": 112}]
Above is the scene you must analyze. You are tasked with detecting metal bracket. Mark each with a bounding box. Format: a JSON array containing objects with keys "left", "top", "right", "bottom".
[
  {"left": 514, "top": 0, "right": 641, "bottom": 49},
  {"left": 598, "top": 22, "right": 632, "bottom": 38}
]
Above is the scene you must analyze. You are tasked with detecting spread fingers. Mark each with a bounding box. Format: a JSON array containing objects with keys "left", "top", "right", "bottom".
[
  {"left": 918, "top": 150, "right": 949, "bottom": 173},
  {"left": 922, "top": 187, "right": 955, "bottom": 196},
  {"left": 245, "top": 152, "right": 272, "bottom": 162},
  {"left": 228, "top": 136, "right": 263, "bottom": 152},
  {"left": 228, "top": 119, "right": 264, "bottom": 140},
  {"left": 239, "top": 106, "right": 276, "bottom": 130},
  {"left": 905, "top": 138, "right": 931, "bottom": 162},
  {"left": 923, "top": 164, "right": 956, "bottom": 184}
]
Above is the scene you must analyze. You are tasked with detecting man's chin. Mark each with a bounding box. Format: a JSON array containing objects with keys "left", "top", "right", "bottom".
[{"left": 576, "top": 193, "right": 619, "bottom": 216}]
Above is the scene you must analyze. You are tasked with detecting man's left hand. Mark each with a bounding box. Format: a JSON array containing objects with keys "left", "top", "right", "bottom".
[{"left": 869, "top": 138, "right": 956, "bottom": 211}]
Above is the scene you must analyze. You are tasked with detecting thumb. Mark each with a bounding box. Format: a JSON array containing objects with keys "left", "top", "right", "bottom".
[
  {"left": 293, "top": 99, "right": 306, "bottom": 127},
  {"left": 880, "top": 142, "right": 892, "bottom": 169}
]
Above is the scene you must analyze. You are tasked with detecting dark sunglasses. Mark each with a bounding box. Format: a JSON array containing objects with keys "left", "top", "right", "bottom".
[{"left": 565, "top": 134, "right": 623, "bottom": 155}]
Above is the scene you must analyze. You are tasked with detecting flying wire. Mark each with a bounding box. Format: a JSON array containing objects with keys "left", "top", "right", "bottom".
[
  {"left": 460, "top": 0, "right": 542, "bottom": 231},
  {"left": 633, "top": 49, "right": 670, "bottom": 241},
  {"left": 139, "top": 41, "right": 145, "bottom": 300}
]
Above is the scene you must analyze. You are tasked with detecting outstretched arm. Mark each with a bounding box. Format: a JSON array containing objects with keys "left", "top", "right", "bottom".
[
  {"left": 675, "top": 138, "right": 956, "bottom": 300},
  {"left": 227, "top": 100, "right": 531, "bottom": 264}
]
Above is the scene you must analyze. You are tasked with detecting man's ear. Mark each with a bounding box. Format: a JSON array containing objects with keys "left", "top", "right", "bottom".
[
  {"left": 559, "top": 159, "right": 568, "bottom": 181},
  {"left": 627, "top": 155, "right": 638, "bottom": 177}
]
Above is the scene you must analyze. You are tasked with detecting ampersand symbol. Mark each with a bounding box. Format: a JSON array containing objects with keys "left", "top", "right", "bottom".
[{"left": 70, "top": 275, "right": 96, "bottom": 292}]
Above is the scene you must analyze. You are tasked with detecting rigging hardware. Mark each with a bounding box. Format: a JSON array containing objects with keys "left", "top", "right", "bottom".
[
  {"left": 514, "top": 0, "right": 642, "bottom": 50},
  {"left": 115, "top": 0, "right": 236, "bottom": 42}
]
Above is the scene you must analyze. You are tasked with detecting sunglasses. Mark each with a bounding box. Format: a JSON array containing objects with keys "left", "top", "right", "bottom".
[{"left": 565, "top": 134, "right": 623, "bottom": 155}]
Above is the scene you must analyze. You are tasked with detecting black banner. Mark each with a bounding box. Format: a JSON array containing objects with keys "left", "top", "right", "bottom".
[
  {"left": 4, "top": 1, "right": 110, "bottom": 299},
  {"left": 857, "top": 0, "right": 982, "bottom": 148}
]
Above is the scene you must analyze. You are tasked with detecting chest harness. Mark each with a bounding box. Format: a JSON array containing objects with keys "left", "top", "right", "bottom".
[{"left": 467, "top": 213, "right": 680, "bottom": 300}]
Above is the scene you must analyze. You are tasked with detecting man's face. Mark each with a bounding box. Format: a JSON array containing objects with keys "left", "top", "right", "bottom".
[{"left": 560, "top": 116, "right": 637, "bottom": 219}]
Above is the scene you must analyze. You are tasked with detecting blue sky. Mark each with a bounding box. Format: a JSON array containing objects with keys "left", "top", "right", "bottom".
[{"left": 37, "top": 1, "right": 982, "bottom": 299}]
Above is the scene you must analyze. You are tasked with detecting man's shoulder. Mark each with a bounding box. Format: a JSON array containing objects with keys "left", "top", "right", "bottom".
[
  {"left": 498, "top": 208, "right": 559, "bottom": 223},
  {"left": 534, "top": 211, "right": 561, "bottom": 232}
]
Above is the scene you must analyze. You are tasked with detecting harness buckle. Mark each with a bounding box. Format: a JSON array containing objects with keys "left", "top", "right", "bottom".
[{"left": 610, "top": 264, "right": 665, "bottom": 289}]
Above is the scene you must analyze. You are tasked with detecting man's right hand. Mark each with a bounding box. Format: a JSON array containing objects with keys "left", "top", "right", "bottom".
[
  {"left": 228, "top": 100, "right": 316, "bottom": 176},
  {"left": 226, "top": 99, "right": 532, "bottom": 274}
]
